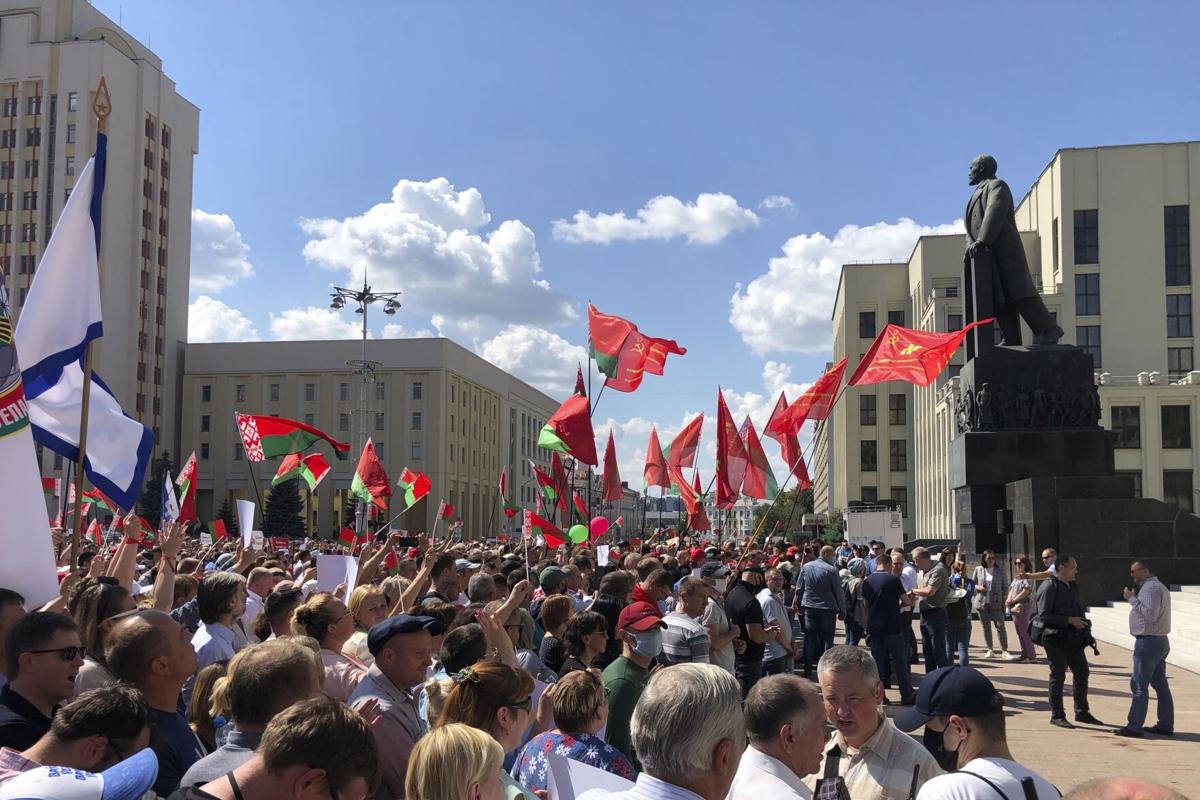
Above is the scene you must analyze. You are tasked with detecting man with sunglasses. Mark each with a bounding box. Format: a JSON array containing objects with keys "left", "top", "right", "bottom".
[{"left": 0, "top": 612, "right": 83, "bottom": 750}]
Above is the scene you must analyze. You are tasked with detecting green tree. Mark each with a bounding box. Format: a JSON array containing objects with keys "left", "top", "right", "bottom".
[
  {"left": 821, "top": 509, "right": 847, "bottom": 544},
  {"left": 263, "top": 478, "right": 306, "bottom": 538},
  {"left": 751, "top": 486, "right": 814, "bottom": 541},
  {"left": 135, "top": 450, "right": 174, "bottom": 528},
  {"left": 217, "top": 497, "right": 238, "bottom": 537}
]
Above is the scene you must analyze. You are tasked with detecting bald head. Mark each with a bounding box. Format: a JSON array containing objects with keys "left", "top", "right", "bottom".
[
  {"left": 1065, "top": 778, "right": 1188, "bottom": 800},
  {"left": 105, "top": 610, "right": 172, "bottom": 684},
  {"left": 969, "top": 154, "right": 998, "bottom": 185}
]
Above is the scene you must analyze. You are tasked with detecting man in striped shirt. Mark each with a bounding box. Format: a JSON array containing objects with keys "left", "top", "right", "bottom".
[{"left": 661, "top": 578, "right": 711, "bottom": 666}]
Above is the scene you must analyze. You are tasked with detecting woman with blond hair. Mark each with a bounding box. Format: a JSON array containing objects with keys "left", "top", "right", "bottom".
[
  {"left": 343, "top": 584, "right": 390, "bottom": 666},
  {"left": 291, "top": 592, "right": 367, "bottom": 702},
  {"left": 514, "top": 668, "right": 635, "bottom": 793},
  {"left": 407, "top": 722, "right": 505, "bottom": 800},
  {"left": 431, "top": 662, "right": 553, "bottom": 800}
]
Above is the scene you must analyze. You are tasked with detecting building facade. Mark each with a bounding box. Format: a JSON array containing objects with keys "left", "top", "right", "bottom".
[
  {"left": 815, "top": 142, "right": 1200, "bottom": 541},
  {"left": 0, "top": 0, "right": 198, "bottom": 469},
  {"left": 181, "top": 338, "right": 560, "bottom": 538}
]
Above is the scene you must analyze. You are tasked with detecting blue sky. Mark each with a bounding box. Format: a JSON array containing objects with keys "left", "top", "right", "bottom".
[{"left": 99, "top": 1, "right": 1200, "bottom": 485}]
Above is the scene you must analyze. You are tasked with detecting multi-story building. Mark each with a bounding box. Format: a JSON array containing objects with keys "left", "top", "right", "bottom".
[
  {"left": 815, "top": 141, "right": 1200, "bottom": 540},
  {"left": 701, "top": 496, "right": 762, "bottom": 541},
  {"left": 181, "top": 337, "right": 560, "bottom": 537},
  {"left": 0, "top": 0, "right": 198, "bottom": 469}
]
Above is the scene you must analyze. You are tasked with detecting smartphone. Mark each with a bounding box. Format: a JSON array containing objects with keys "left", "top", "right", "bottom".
[{"left": 395, "top": 536, "right": 419, "bottom": 548}]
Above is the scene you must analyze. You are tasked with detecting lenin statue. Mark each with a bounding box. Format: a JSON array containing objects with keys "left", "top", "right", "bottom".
[{"left": 964, "top": 155, "right": 1064, "bottom": 346}]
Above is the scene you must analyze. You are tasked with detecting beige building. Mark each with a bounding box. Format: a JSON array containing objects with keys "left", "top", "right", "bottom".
[
  {"left": 815, "top": 141, "right": 1200, "bottom": 539},
  {"left": 181, "top": 337, "right": 560, "bottom": 538},
  {"left": 0, "top": 0, "right": 199, "bottom": 468}
]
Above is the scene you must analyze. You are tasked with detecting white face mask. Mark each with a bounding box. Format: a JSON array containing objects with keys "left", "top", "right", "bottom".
[
  {"left": 713, "top": 577, "right": 729, "bottom": 593},
  {"left": 631, "top": 628, "right": 663, "bottom": 660}
]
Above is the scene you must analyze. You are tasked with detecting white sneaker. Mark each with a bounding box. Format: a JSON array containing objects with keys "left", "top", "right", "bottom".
[
  {"left": 982, "top": 650, "right": 995, "bottom": 659},
  {"left": 1001, "top": 652, "right": 1019, "bottom": 661}
]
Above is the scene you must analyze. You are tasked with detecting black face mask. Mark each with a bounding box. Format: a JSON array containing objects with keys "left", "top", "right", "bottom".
[{"left": 922, "top": 726, "right": 959, "bottom": 772}]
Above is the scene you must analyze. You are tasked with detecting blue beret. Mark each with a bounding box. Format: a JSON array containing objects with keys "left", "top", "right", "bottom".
[{"left": 367, "top": 614, "right": 445, "bottom": 657}]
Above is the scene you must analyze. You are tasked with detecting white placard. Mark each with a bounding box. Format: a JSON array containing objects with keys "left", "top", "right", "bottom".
[
  {"left": 315, "top": 554, "right": 358, "bottom": 597},
  {"left": 235, "top": 499, "right": 255, "bottom": 547},
  {"left": 546, "top": 752, "right": 633, "bottom": 800},
  {"left": 250, "top": 530, "right": 264, "bottom": 551},
  {"left": 200, "top": 532, "right": 214, "bottom": 547},
  {"left": 595, "top": 545, "right": 610, "bottom": 566}
]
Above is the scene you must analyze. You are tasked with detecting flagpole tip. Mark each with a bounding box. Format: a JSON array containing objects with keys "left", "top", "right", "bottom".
[{"left": 92, "top": 76, "right": 111, "bottom": 133}]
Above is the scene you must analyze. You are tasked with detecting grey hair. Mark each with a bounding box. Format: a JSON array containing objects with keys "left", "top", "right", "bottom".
[
  {"left": 467, "top": 573, "right": 496, "bottom": 604},
  {"left": 631, "top": 664, "right": 745, "bottom": 782},
  {"left": 817, "top": 645, "right": 881, "bottom": 688},
  {"left": 910, "top": 546, "right": 930, "bottom": 561},
  {"left": 744, "top": 674, "right": 824, "bottom": 745}
]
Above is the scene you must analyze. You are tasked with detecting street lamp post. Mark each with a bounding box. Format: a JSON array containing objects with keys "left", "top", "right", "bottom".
[{"left": 330, "top": 276, "right": 401, "bottom": 536}]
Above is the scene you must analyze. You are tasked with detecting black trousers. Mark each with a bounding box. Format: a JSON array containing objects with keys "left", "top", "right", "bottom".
[
  {"left": 997, "top": 296, "right": 1057, "bottom": 344},
  {"left": 1045, "top": 642, "right": 1090, "bottom": 718},
  {"left": 735, "top": 659, "right": 764, "bottom": 700}
]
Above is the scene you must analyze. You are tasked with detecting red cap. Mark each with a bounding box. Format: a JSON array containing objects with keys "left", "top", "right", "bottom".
[
  {"left": 617, "top": 601, "right": 665, "bottom": 634},
  {"left": 406, "top": 547, "right": 420, "bottom": 559},
  {"left": 787, "top": 546, "right": 798, "bottom": 556}
]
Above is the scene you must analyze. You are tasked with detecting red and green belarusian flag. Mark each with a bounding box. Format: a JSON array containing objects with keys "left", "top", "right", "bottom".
[
  {"left": 437, "top": 501, "right": 455, "bottom": 520},
  {"left": 41, "top": 478, "right": 56, "bottom": 500},
  {"left": 571, "top": 490, "right": 588, "bottom": 522},
  {"left": 85, "top": 519, "right": 103, "bottom": 547},
  {"left": 397, "top": 468, "right": 430, "bottom": 510},
  {"left": 523, "top": 509, "right": 565, "bottom": 549},
  {"left": 129, "top": 516, "right": 156, "bottom": 544},
  {"left": 175, "top": 452, "right": 198, "bottom": 523},
  {"left": 350, "top": 439, "right": 391, "bottom": 510},
  {"left": 587, "top": 303, "right": 686, "bottom": 393},
  {"left": 499, "top": 468, "right": 520, "bottom": 518},
  {"left": 235, "top": 413, "right": 350, "bottom": 462},
  {"left": 81, "top": 488, "right": 116, "bottom": 515},
  {"left": 537, "top": 394, "right": 597, "bottom": 466},
  {"left": 338, "top": 527, "right": 357, "bottom": 547},
  {"left": 273, "top": 452, "right": 332, "bottom": 490},
  {"left": 207, "top": 519, "right": 229, "bottom": 541},
  {"left": 739, "top": 417, "right": 779, "bottom": 501},
  {"left": 530, "top": 460, "right": 561, "bottom": 508}
]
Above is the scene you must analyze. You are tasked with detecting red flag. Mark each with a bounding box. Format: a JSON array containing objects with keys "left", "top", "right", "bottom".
[
  {"left": 766, "top": 358, "right": 848, "bottom": 437},
  {"left": 175, "top": 452, "right": 198, "bottom": 523},
  {"left": 550, "top": 453, "right": 569, "bottom": 514},
  {"left": 574, "top": 364, "right": 587, "bottom": 397},
  {"left": 643, "top": 426, "right": 669, "bottom": 491},
  {"left": 848, "top": 320, "right": 995, "bottom": 387},
  {"left": 338, "top": 527, "right": 356, "bottom": 546},
  {"left": 665, "top": 413, "right": 704, "bottom": 472},
  {"left": 765, "top": 391, "right": 810, "bottom": 489},
  {"left": 715, "top": 389, "right": 746, "bottom": 509},
  {"left": 602, "top": 430, "right": 622, "bottom": 502},
  {"left": 688, "top": 472, "right": 710, "bottom": 532},
  {"left": 499, "top": 468, "right": 520, "bottom": 518},
  {"left": 588, "top": 304, "right": 686, "bottom": 393},
  {"left": 437, "top": 501, "right": 455, "bottom": 520},
  {"left": 676, "top": 468, "right": 701, "bottom": 516},
  {"left": 525, "top": 510, "right": 565, "bottom": 549},
  {"left": 538, "top": 394, "right": 597, "bottom": 466},
  {"left": 351, "top": 439, "right": 391, "bottom": 510},
  {"left": 572, "top": 491, "right": 589, "bottom": 521},
  {"left": 738, "top": 417, "right": 773, "bottom": 500},
  {"left": 85, "top": 519, "right": 102, "bottom": 547}
]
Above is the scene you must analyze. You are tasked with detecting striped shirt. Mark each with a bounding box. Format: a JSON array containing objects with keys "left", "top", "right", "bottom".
[
  {"left": 661, "top": 612, "right": 710, "bottom": 665},
  {"left": 805, "top": 714, "right": 942, "bottom": 800},
  {"left": 579, "top": 773, "right": 704, "bottom": 800}
]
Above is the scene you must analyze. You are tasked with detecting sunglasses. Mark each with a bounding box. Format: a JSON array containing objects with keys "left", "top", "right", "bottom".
[{"left": 29, "top": 645, "right": 86, "bottom": 661}]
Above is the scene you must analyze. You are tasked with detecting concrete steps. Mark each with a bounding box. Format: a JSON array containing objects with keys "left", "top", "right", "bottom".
[{"left": 1085, "top": 585, "right": 1200, "bottom": 675}]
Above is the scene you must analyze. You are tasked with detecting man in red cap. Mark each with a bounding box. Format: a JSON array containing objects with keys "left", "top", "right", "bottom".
[{"left": 601, "top": 601, "right": 666, "bottom": 764}]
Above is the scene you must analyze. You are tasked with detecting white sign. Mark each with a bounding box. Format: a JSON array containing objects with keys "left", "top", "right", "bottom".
[
  {"left": 595, "top": 545, "right": 610, "bottom": 566},
  {"left": 546, "top": 752, "right": 633, "bottom": 800},
  {"left": 200, "top": 532, "right": 214, "bottom": 547},
  {"left": 250, "top": 530, "right": 264, "bottom": 551},
  {"left": 315, "top": 554, "right": 358, "bottom": 597},
  {"left": 235, "top": 499, "right": 255, "bottom": 547}
]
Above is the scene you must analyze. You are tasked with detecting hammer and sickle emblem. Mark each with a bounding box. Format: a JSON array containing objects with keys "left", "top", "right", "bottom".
[
  {"left": 632, "top": 341, "right": 645, "bottom": 353},
  {"left": 898, "top": 343, "right": 921, "bottom": 356},
  {"left": 886, "top": 333, "right": 900, "bottom": 346}
]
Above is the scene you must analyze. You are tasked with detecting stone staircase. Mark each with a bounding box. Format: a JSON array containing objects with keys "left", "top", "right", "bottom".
[{"left": 1086, "top": 585, "right": 1200, "bottom": 675}]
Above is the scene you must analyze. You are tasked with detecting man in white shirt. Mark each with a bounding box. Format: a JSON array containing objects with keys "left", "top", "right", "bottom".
[
  {"left": 757, "top": 569, "right": 794, "bottom": 676},
  {"left": 728, "top": 674, "right": 826, "bottom": 800},
  {"left": 1115, "top": 559, "right": 1173, "bottom": 738},
  {"left": 896, "top": 665, "right": 1059, "bottom": 800},
  {"left": 240, "top": 568, "right": 279, "bottom": 641}
]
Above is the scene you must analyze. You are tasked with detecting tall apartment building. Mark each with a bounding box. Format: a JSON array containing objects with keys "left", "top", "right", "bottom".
[
  {"left": 0, "top": 0, "right": 199, "bottom": 471},
  {"left": 815, "top": 142, "right": 1200, "bottom": 540},
  {"left": 181, "top": 338, "right": 561, "bottom": 537}
]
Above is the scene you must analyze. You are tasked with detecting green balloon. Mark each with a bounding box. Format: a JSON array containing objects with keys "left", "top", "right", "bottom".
[{"left": 568, "top": 524, "right": 589, "bottom": 543}]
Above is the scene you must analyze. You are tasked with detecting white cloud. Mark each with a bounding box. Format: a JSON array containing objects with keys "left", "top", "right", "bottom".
[
  {"left": 190, "top": 209, "right": 255, "bottom": 293},
  {"left": 299, "top": 177, "right": 574, "bottom": 344},
  {"left": 759, "top": 195, "right": 794, "bottom": 211},
  {"left": 269, "top": 306, "right": 364, "bottom": 341},
  {"left": 730, "top": 218, "right": 960, "bottom": 355},
  {"left": 478, "top": 324, "right": 602, "bottom": 396},
  {"left": 188, "top": 296, "right": 259, "bottom": 342},
  {"left": 382, "top": 322, "right": 436, "bottom": 339},
  {"left": 552, "top": 192, "right": 759, "bottom": 246}
]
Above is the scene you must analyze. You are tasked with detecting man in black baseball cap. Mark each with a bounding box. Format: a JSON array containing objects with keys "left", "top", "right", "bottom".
[{"left": 896, "top": 666, "right": 1058, "bottom": 800}]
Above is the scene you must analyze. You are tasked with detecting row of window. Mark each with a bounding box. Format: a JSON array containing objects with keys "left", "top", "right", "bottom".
[
  {"left": 0, "top": 191, "right": 40, "bottom": 211},
  {"left": 1074, "top": 275, "right": 1193, "bottom": 338},
  {"left": 0, "top": 223, "right": 37, "bottom": 243},
  {"left": 201, "top": 380, "right": 426, "bottom": 404},
  {"left": 1110, "top": 405, "right": 1193, "bottom": 449},
  {"left": 0, "top": 160, "right": 40, "bottom": 179},
  {"left": 860, "top": 439, "right": 907, "bottom": 472},
  {"left": 860, "top": 394, "right": 907, "bottom": 426},
  {"left": 858, "top": 310, "right": 907, "bottom": 339},
  {"left": 1, "top": 96, "right": 43, "bottom": 117}
]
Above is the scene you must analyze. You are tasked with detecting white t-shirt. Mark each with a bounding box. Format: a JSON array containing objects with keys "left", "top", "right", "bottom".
[{"left": 917, "top": 757, "right": 1059, "bottom": 800}]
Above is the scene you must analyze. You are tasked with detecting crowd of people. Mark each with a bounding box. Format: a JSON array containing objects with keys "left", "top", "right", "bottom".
[{"left": 0, "top": 519, "right": 1183, "bottom": 800}]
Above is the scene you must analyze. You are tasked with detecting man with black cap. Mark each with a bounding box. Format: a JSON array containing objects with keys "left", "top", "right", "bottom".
[
  {"left": 726, "top": 568, "right": 779, "bottom": 699},
  {"left": 602, "top": 601, "right": 666, "bottom": 763},
  {"left": 348, "top": 614, "right": 444, "bottom": 800},
  {"left": 895, "top": 666, "right": 1059, "bottom": 800},
  {"left": 530, "top": 565, "right": 569, "bottom": 629}
]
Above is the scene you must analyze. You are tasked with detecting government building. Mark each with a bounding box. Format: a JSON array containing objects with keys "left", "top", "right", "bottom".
[{"left": 813, "top": 141, "right": 1200, "bottom": 542}]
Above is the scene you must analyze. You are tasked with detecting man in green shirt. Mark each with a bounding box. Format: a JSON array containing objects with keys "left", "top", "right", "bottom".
[{"left": 602, "top": 601, "right": 665, "bottom": 763}]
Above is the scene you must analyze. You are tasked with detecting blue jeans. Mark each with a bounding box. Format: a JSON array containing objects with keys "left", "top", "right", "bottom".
[
  {"left": 948, "top": 621, "right": 972, "bottom": 666},
  {"left": 920, "top": 607, "right": 950, "bottom": 671},
  {"left": 803, "top": 609, "right": 838, "bottom": 672},
  {"left": 1127, "top": 635, "right": 1173, "bottom": 732},
  {"left": 870, "top": 631, "right": 915, "bottom": 703}
]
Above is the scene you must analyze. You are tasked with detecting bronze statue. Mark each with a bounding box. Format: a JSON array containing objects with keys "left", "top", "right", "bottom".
[{"left": 965, "top": 155, "right": 1065, "bottom": 346}]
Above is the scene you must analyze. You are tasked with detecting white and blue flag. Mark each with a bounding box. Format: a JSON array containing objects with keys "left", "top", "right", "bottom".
[
  {"left": 161, "top": 470, "right": 180, "bottom": 523},
  {"left": 14, "top": 134, "right": 152, "bottom": 510}
]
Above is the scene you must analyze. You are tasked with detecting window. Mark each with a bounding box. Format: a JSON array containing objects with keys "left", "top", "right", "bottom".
[
  {"left": 375, "top": 443, "right": 386, "bottom": 463},
  {"left": 947, "top": 313, "right": 963, "bottom": 332},
  {"left": 1161, "top": 406, "right": 1191, "bottom": 449},
  {"left": 67, "top": 92, "right": 77, "bottom": 112},
  {"left": 860, "top": 440, "right": 877, "bottom": 472},
  {"left": 411, "top": 441, "right": 422, "bottom": 460},
  {"left": 1074, "top": 273, "right": 1100, "bottom": 316},
  {"left": 65, "top": 124, "right": 75, "bottom": 144},
  {"left": 234, "top": 443, "right": 244, "bottom": 461},
  {"left": 22, "top": 160, "right": 37, "bottom": 178},
  {"left": 339, "top": 413, "right": 349, "bottom": 431},
  {"left": 887, "top": 310, "right": 905, "bottom": 327},
  {"left": 0, "top": 162, "right": 11, "bottom": 180},
  {"left": 889, "top": 440, "right": 907, "bottom": 471},
  {"left": 0, "top": 193, "right": 8, "bottom": 211},
  {"left": 200, "top": 443, "right": 209, "bottom": 461},
  {"left": 375, "top": 383, "right": 385, "bottom": 402},
  {"left": 65, "top": 156, "right": 74, "bottom": 176},
  {"left": 450, "top": 414, "right": 455, "bottom": 436},
  {"left": 200, "top": 415, "right": 210, "bottom": 433},
  {"left": 1163, "top": 470, "right": 1194, "bottom": 513},
  {"left": 1116, "top": 470, "right": 1142, "bottom": 499},
  {"left": 304, "top": 413, "right": 315, "bottom": 426},
  {"left": 1168, "top": 346, "right": 1194, "bottom": 379},
  {"left": 375, "top": 412, "right": 385, "bottom": 431},
  {"left": 23, "top": 128, "right": 38, "bottom": 147},
  {"left": 2, "top": 99, "right": 14, "bottom": 117},
  {"left": 21, "top": 191, "right": 34, "bottom": 211},
  {"left": 1167, "top": 294, "right": 1192, "bottom": 338},
  {"left": 860, "top": 395, "right": 877, "bottom": 426},
  {"left": 162, "top": 127, "right": 171, "bottom": 149},
  {"left": 269, "top": 383, "right": 280, "bottom": 402},
  {"left": 1052, "top": 217, "right": 1059, "bottom": 271},
  {"left": 304, "top": 383, "right": 315, "bottom": 402},
  {"left": 145, "top": 118, "right": 156, "bottom": 140},
  {"left": 1074, "top": 209, "right": 1099, "bottom": 264},
  {"left": 413, "top": 381, "right": 423, "bottom": 400},
  {"left": 1165, "top": 205, "right": 1191, "bottom": 286},
  {"left": 18, "top": 255, "right": 33, "bottom": 274},
  {"left": 235, "top": 384, "right": 246, "bottom": 402},
  {"left": 412, "top": 412, "right": 422, "bottom": 431},
  {"left": 1110, "top": 406, "right": 1141, "bottom": 448},
  {"left": 861, "top": 486, "right": 878, "bottom": 504},
  {"left": 1076, "top": 326, "right": 1101, "bottom": 369},
  {"left": 20, "top": 223, "right": 34, "bottom": 243},
  {"left": 339, "top": 382, "right": 349, "bottom": 402},
  {"left": 0, "top": 130, "right": 11, "bottom": 148},
  {"left": 25, "top": 96, "right": 40, "bottom": 116},
  {"left": 201, "top": 384, "right": 211, "bottom": 403},
  {"left": 891, "top": 487, "right": 908, "bottom": 517},
  {"left": 858, "top": 311, "right": 876, "bottom": 339},
  {"left": 450, "top": 385, "right": 456, "bottom": 404},
  {"left": 143, "top": 148, "right": 153, "bottom": 168}
]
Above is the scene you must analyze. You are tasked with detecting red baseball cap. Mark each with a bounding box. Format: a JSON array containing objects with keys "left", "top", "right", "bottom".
[{"left": 617, "top": 601, "right": 666, "bottom": 634}]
